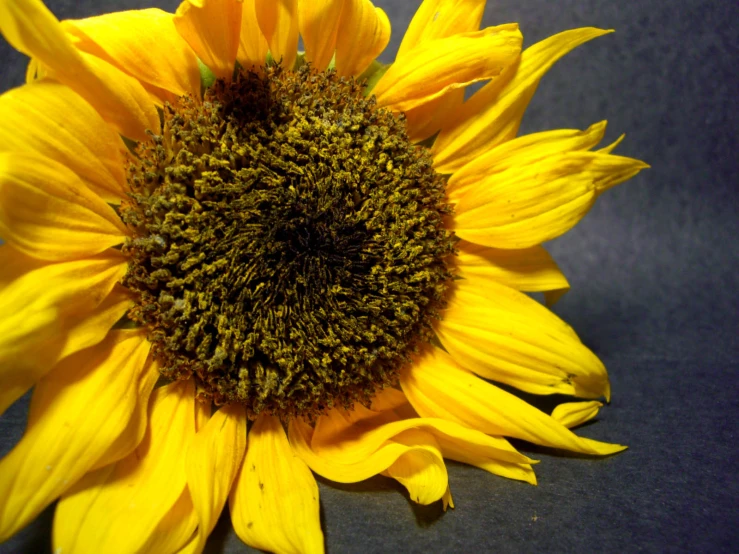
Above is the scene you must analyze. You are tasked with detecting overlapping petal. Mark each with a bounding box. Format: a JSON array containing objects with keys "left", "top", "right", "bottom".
[
  {"left": 0, "top": 247, "right": 128, "bottom": 415},
  {"left": 54, "top": 380, "right": 198, "bottom": 553},
  {"left": 397, "top": 0, "right": 487, "bottom": 58},
  {"left": 401, "top": 346, "right": 626, "bottom": 455},
  {"left": 312, "top": 403, "right": 532, "bottom": 467},
  {"left": 298, "top": 0, "right": 344, "bottom": 71},
  {"left": 0, "top": 153, "right": 128, "bottom": 261},
  {"left": 374, "top": 24, "right": 522, "bottom": 112},
  {"left": 183, "top": 404, "right": 247, "bottom": 554},
  {"left": 238, "top": 0, "right": 269, "bottom": 69},
  {"left": 63, "top": 8, "right": 201, "bottom": 102},
  {"left": 139, "top": 489, "right": 198, "bottom": 554},
  {"left": 0, "top": 81, "right": 127, "bottom": 202},
  {"left": 447, "top": 121, "right": 608, "bottom": 200},
  {"left": 455, "top": 240, "right": 570, "bottom": 306},
  {"left": 435, "top": 279, "right": 611, "bottom": 399},
  {"left": 396, "top": 0, "right": 487, "bottom": 141},
  {"left": 231, "top": 414, "right": 324, "bottom": 554},
  {"left": 0, "top": 331, "right": 153, "bottom": 542},
  {"left": 0, "top": 0, "right": 159, "bottom": 140},
  {"left": 334, "top": 0, "right": 390, "bottom": 77},
  {"left": 254, "top": 0, "right": 299, "bottom": 70},
  {"left": 299, "top": 397, "right": 535, "bottom": 497},
  {"left": 174, "top": 0, "right": 242, "bottom": 82},
  {"left": 453, "top": 150, "right": 649, "bottom": 248},
  {"left": 433, "top": 28, "right": 613, "bottom": 172}
]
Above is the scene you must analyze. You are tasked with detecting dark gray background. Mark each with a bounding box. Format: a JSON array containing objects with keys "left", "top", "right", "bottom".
[{"left": 1, "top": 1, "right": 737, "bottom": 552}]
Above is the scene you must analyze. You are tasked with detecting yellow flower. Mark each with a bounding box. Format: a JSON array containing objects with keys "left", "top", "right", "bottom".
[{"left": 0, "top": 0, "right": 648, "bottom": 552}]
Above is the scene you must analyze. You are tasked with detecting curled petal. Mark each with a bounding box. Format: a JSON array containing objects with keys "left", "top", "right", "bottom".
[
  {"left": 435, "top": 279, "right": 611, "bottom": 399},
  {"left": 383, "top": 429, "right": 449, "bottom": 505},
  {"left": 551, "top": 401, "right": 604, "bottom": 429}
]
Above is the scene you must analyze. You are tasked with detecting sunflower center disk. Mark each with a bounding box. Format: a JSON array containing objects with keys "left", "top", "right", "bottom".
[{"left": 121, "top": 65, "right": 455, "bottom": 418}]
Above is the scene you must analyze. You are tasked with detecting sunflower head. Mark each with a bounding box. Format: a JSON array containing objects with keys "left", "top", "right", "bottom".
[{"left": 121, "top": 63, "right": 456, "bottom": 418}]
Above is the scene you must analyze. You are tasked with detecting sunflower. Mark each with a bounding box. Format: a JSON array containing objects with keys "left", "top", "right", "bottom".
[{"left": 0, "top": 0, "right": 647, "bottom": 552}]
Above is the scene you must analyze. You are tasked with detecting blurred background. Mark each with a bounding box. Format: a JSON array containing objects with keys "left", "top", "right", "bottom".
[{"left": 1, "top": 1, "right": 736, "bottom": 552}]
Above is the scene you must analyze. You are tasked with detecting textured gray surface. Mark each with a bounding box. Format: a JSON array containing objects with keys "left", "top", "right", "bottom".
[{"left": 1, "top": 1, "right": 737, "bottom": 553}]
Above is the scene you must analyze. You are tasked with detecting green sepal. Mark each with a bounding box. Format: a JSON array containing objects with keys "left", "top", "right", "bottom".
[
  {"left": 360, "top": 61, "right": 391, "bottom": 96},
  {"left": 198, "top": 58, "right": 216, "bottom": 91},
  {"left": 293, "top": 51, "right": 307, "bottom": 71}
]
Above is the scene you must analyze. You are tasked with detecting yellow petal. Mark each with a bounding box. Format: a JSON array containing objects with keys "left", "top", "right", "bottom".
[
  {"left": 182, "top": 404, "right": 247, "bottom": 554},
  {"left": 447, "top": 121, "right": 608, "bottom": 200},
  {"left": 551, "top": 401, "right": 604, "bottom": 429},
  {"left": 53, "top": 380, "right": 198, "bottom": 553},
  {"left": 238, "top": 0, "right": 269, "bottom": 69},
  {"left": 0, "top": 81, "right": 127, "bottom": 202},
  {"left": 397, "top": 0, "right": 486, "bottom": 59},
  {"left": 370, "top": 387, "right": 410, "bottom": 412},
  {"left": 598, "top": 133, "right": 626, "bottom": 154},
  {"left": 453, "top": 150, "right": 649, "bottom": 248},
  {"left": 254, "top": 0, "right": 299, "bottom": 69},
  {"left": 455, "top": 240, "right": 570, "bottom": 306},
  {"left": 312, "top": 403, "right": 531, "bottom": 467},
  {"left": 395, "top": 1, "right": 485, "bottom": 142},
  {"left": 374, "top": 24, "right": 522, "bottom": 112},
  {"left": 61, "top": 285, "right": 134, "bottom": 362},
  {"left": 435, "top": 430, "right": 537, "bottom": 484},
  {"left": 334, "top": 0, "right": 390, "bottom": 77},
  {"left": 0, "top": 249, "right": 128, "bottom": 415},
  {"left": 404, "top": 87, "right": 465, "bottom": 143},
  {"left": 383, "top": 428, "right": 449, "bottom": 505},
  {"left": 63, "top": 9, "right": 201, "bottom": 101},
  {"left": 25, "top": 57, "right": 45, "bottom": 82},
  {"left": 139, "top": 488, "right": 198, "bottom": 554},
  {"left": 91, "top": 346, "right": 160, "bottom": 469},
  {"left": 289, "top": 416, "right": 429, "bottom": 485},
  {"left": 298, "top": 0, "right": 344, "bottom": 71},
  {"left": 174, "top": 0, "right": 242, "bottom": 81},
  {"left": 0, "top": 0, "right": 159, "bottom": 141},
  {"left": 230, "top": 414, "right": 324, "bottom": 554},
  {"left": 0, "top": 330, "right": 151, "bottom": 542},
  {"left": 401, "top": 346, "right": 627, "bottom": 455},
  {"left": 301, "top": 399, "right": 534, "bottom": 493},
  {"left": 433, "top": 28, "right": 613, "bottom": 173},
  {"left": 0, "top": 152, "right": 128, "bottom": 261},
  {"left": 435, "top": 279, "right": 611, "bottom": 399}
]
